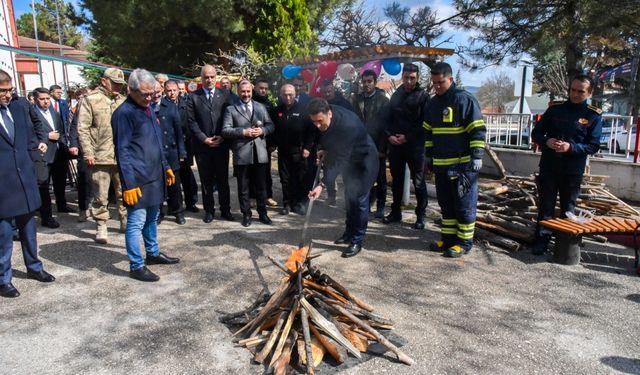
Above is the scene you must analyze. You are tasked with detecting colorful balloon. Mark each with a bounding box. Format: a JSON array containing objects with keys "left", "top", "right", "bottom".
[
  {"left": 360, "top": 60, "right": 382, "bottom": 76},
  {"left": 382, "top": 59, "right": 402, "bottom": 76},
  {"left": 337, "top": 63, "right": 356, "bottom": 81},
  {"left": 282, "top": 64, "right": 302, "bottom": 79},
  {"left": 317, "top": 60, "right": 338, "bottom": 78},
  {"left": 300, "top": 69, "right": 314, "bottom": 83}
]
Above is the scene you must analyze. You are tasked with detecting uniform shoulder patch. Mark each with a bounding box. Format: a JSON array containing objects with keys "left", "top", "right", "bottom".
[{"left": 587, "top": 104, "right": 603, "bottom": 115}]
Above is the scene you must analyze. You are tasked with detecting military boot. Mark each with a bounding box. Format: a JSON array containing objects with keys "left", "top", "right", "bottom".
[{"left": 95, "top": 223, "right": 108, "bottom": 244}]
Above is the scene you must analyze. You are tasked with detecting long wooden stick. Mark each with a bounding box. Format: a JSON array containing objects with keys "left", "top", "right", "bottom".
[
  {"left": 234, "top": 279, "right": 293, "bottom": 338},
  {"left": 309, "top": 266, "right": 374, "bottom": 312},
  {"left": 268, "top": 299, "right": 300, "bottom": 368},
  {"left": 254, "top": 309, "right": 288, "bottom": 363}
]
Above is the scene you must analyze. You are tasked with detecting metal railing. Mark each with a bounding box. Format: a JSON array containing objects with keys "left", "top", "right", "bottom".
[
  {"left": 483, "top": 113, "right": 532, "bottom": 149},
  {"left": 598, "top": 114, "right": 635, "bottom": 158}
]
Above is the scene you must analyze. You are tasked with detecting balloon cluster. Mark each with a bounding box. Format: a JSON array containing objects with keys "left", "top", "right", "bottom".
[{"left": 281, "top": 58, "right": 404, "bottom": 97}]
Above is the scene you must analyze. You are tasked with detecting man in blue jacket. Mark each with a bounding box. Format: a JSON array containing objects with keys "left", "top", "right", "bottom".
[
  {"left": 307, "top": 98, "right": 379, "bottom": 258},
  {"left": 0, "top": 69, "right": 55, "bottom": 297},
  {"left": 112, "top": 69, "right": 180, "bottom": 282}
]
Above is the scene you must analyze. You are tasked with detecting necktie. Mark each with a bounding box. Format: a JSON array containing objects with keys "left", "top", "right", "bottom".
[
  {"left": 54, "top": 100, "right": 59, "bottom": 112},
  {"left": 1, "top": 106, "right": 14, "bottom": 141},
  {"left": 245, "top": 103, "right": 251, "bottom": 117}
]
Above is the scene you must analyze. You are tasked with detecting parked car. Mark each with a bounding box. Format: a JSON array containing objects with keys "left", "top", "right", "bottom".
[{"left": 614, "top": 126, "right": 637, "bottom": 153}]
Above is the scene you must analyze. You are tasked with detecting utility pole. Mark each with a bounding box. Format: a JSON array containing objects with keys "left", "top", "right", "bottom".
[
  {"left": 31, "top": 0, "right": 44, "bottom": 87},
  {"left": 54, "top": 0, "right": 69, "bottom": 97}
]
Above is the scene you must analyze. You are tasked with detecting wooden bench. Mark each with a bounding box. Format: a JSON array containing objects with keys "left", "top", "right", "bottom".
[{"left": 539, "top": 217, "right": 640, "bottom": 275}]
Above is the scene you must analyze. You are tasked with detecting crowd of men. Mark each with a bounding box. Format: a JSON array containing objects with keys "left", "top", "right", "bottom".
[{"left": 0, "top": 59, "right": 603, "bottom": 296}]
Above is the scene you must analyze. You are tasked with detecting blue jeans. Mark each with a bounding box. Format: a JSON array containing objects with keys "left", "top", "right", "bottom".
[{"left": 125, "top": 206, "right": 160, "bottom": 271}]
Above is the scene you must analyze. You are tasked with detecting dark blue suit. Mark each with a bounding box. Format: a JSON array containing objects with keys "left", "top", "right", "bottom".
[
  {"left": 319, "top": 106, "right": 378, "bottom": 245},
  {"left": 0, "top": 100, "right": 44, "bottom": 284},
  {"left": 155, "top": 97, "right": 185, "bottom": 216},
  {"left": 112, "top": 97, "right": 169, "bottom": 209}
]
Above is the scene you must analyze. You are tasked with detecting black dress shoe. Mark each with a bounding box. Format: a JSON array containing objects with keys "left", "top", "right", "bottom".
[
  {"left": 221, "top": 211, "right": 235, "bottom": 221},
  {"left": 342, "top": 243, "right": 362, "bottom": 258},
  {"left": 27, "top": 269, "right": 56, "bottom": 282},
  {"left": 129, "top": 266, "right": 160, "bottom": 282},
  {"left": 382, "top": 212, "right": 401, "bottom": 224},
  {"left": 414, "top": 218, "right": 425, "bottom": 230},
  {"left": 187, "top": 205, "right": 199, "bottom": 213},
  {"left": 41, "top": 218, "right": 60, "bottom": 228},
  {"left": 258, "top": 213, "right": 272, "bottom": 225},
  {"left": 292, "top": 204, "right": 306, "bottom": 216},
  {"left": 203, "top": 212, "right": 214, "bottom": 223},
  {"left": 157, "top": 214, "right": 165, "bottom": 224},
  {"left": 241, "top": 215, "right": 252, "bottom": 227},
  {"left": 280, "top": 206, "right": 290, "bottom": 215},
  {"left": 0, "top": 283, "right": 19, "bottom": 298},
  {"left": 334, "top": 233, "right": 350, "bottom": 244},
  {"left": 146, "top": 252, "right": 180, "bottom": 265},
  {"left": 175, "top": 214, "right": 186, "bottom": 225},
  {"left": 57, "top": 205, "right": 75, "bottom": 213}
]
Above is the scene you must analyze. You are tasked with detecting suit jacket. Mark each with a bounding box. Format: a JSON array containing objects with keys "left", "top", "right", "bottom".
[
  {"left": 54, "top": 98, "right": 70, "bottom": 134},
  {"left": 0, "top": 101, "right": 42, "bottom": 219},
  {"left": 112, "top": 97, "right": 169, "bottom": 209},
  {"left": 221, "top": 100, "right": 274, "bottom": 166},
  {"left": 187, "top": 87, "right": 232, "bottom": 154},
  {"left": 34, "top": 106, "right": 66, "bottom": 165}
]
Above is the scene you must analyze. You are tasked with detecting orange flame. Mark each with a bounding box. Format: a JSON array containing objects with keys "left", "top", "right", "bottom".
[{"left": 284, "top": 245, "right": 310, "bottom": 272}]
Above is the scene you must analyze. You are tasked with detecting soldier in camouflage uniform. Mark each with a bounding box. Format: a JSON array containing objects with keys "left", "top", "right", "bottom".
[{"left": 77, "top": 68, "right": 127, "bottom": 244}]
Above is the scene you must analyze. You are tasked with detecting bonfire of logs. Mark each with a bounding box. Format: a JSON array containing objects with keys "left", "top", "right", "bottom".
[
  {"left": 475, "top": 173, "right": 640, "bottom": 252},
  {"left": 220, "top": 245, "right": 414, "bottom": 374}
]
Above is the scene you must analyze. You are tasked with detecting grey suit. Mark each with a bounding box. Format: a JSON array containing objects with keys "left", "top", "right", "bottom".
[{"left": 222, "top": 100, "right": 274, "bottom": 216}]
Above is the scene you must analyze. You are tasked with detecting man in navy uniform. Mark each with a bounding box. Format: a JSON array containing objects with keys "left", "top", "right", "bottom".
[
  {"left": 531, "top": 75, "right": 603, "bottom": 255},
  {"left": 112, "top": 69, "right": 180, "bottom": 282},
  {"left": 424, "top": 62, "right": 486, "bottom": 258},
  {"left": 0, "top": 69, "right": 55, "bottom": 297},
  {"left": 307, "top": 98, "right": 378, "bottom": 258}
]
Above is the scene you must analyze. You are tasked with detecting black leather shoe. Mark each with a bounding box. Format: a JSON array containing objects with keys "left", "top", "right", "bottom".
[
  {"left": 0, "top": 283, "right": 19, "bottom": 298},
  {"left": 129, "top": 266, "right": 160, "bottom": 282},
  {"left": 157, "top": 214, "right": 165, "bottom": 224},
  {"left": 342, "top": 243, "right": 362, "bottom": 258},
  {"left": 146, "top": 252, "right": 180, "bottom": 265},
  {"left": 187, "top": 205, "right": 199, "bottom": 213},
  {"left": 258, "top": 213, "right": 272, "bottom": 225},
  {"left": 221, "top": 211, "right": 235, "bottom": 221},
  {"left": 41, "top": 218, "right": 60, "bottom": 228},
  {"left": 280, "top": 205, "right": 290, "bottom": 215},
  {"left": 242, "top": 215, "right": 252, "bottom": 227},
  {"left": 414, "top": 218, "right": 425, "bottom": 230},
  {"left": 57, "top": 205, "right": 75, "bottom": 213},
  {"left": 292, "top": 204, "right": 306, "bottom": 216},
  {"left": 175, "top": 214, "right": 186, "bottom": 225},
  {"left": 382, "top": 212, "right": 401, "bottom": 224},
  {"left": 334, "top": 233, "right": 350, "bottom": 245},
  {"left": 374, "top": 207, "right": 385, "bottom": 219},
  {"left": 27, "top": 269, "right": 56, "bottom": 282},
  {"left": 203, "top": 212, "right": 214, "bottom": 223},
  {"left": 326, "top": 196, "right": 337, "bottom": 207}
]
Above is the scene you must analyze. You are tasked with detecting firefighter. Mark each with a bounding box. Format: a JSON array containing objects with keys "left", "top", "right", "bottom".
[
  {"left": 530, "top": 74, "right": 603, "bottom": 255},
  {"left": 424, "top": 62, "right": 486, "bottom": 258}
]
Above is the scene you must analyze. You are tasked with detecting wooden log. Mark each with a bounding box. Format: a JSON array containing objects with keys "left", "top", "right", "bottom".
[
  {"left": 303, "top": 279, "right": 349, "bottom": 304},
  {"left": 488, "top": 185, "right": 510, "bottom": 196},
  {"left": 339, "top": 323, "right": 368, "bottom": 352},
  {"left": 220, "top": 291, "right": 271, "bottom": 325},
  {"left": 235, "top": 278, "right": 293, "bottom": 338},
  {"left": 300, "top": 301, "right": 315, "bottom": 374},
  {"left": 475, "top": 227, "right": 521, "bottom": 251},
  {"left": 296, "top": 336, "right": 325, "bottom": 369},
  {"left": 475, "top": 221, "right": 534, "bottom": 242},
  {"left": 485, "top": 144, "right": 507, "bottom": 178},
  {"left": 309, "top": 266, "right": 374, "bottom": 312},
  {"left": 324, "top": 299, "right": 416, "bottom": 366},
  {"left": 268, "top": 299, "right": 300, "bottom": 368},
  {"left": 255, "top": 309, "right": 288, "bottom": 363},
  {"left": 272, "top": 330, "right": 297, "bottom": 375},
  {"left": 310, "top": 324, "right": 347, "bottom": 364}
]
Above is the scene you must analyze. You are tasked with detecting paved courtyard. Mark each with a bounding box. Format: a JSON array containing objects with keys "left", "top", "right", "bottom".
[{"left": 1, "top": 173, "right": 640, "bottom": 374}]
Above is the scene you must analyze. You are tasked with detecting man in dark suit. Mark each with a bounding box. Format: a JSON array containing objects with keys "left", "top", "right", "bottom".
[
  {"left": 32, "top": 87, "right": 67, "bottom": 228},
  {"left": 112, "top": 68, "right": 180, "bottom": 282},
  {"left": 187, "top": 64, "right": 234, "bottom": 223},
  {"left": 222, "top": 80, "right": 275, "bottom": 227},
  {"left": 49, "top": 84, "right": 73, "bottom": 213},
  {"left": 0, "top": 70, "right": 56, "bottom": 298}
]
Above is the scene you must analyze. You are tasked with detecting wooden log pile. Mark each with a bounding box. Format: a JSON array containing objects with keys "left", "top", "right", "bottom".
[
  {"left": 220, "top": 245, "right": 414, "bottom": 374},
  {"left": 475, "top": 173, "right": 640, "bottom": 251}
]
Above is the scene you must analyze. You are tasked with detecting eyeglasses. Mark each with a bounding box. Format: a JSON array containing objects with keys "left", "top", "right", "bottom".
[
  {"left": 0, "top": 87, "right": 14, "bottom": 94},
  {"left": 134, "top": 90, "right": 156, "bottom": 98}
]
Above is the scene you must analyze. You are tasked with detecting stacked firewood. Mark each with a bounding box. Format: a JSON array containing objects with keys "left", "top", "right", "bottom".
[
  {"left": 474, "top": 174, "right": 640, "bottom": 251},
  {"left": 221, "top": 245, "right": 414, "bottom": 374}
]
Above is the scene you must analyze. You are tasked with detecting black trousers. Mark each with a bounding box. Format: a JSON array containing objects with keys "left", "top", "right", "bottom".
[
  {"left": 278, "top": 152, "right": 309, "bottom": 208},
  {"left": 166, "top": 172, "right": 184, "bottom": 216},
  {"left": 50, "top": 148, "right": 70, "bottom": 209},
  {"left": 195, "top": 148, "right": 231, "bottom": 214},
  {"left": 388, "top": 143, "right": 427, "bottom": 217},
  {"left": 76, "top": 155, "right": 92, "bottom": 211},
  {"left": 179, "top": 161, "right": 198, "bottom": 207},
  {"left": 535, "top": 169, "right": 583, "bottom": 240},
  {"left": 34, "top": 159, "right": 53, "bottom": 221},
  {"left": 236, "top": 163, "right": 268, "bottom": 216},
  {"left": 369, "top": 157, "right": 387, "bottom": 209}
]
